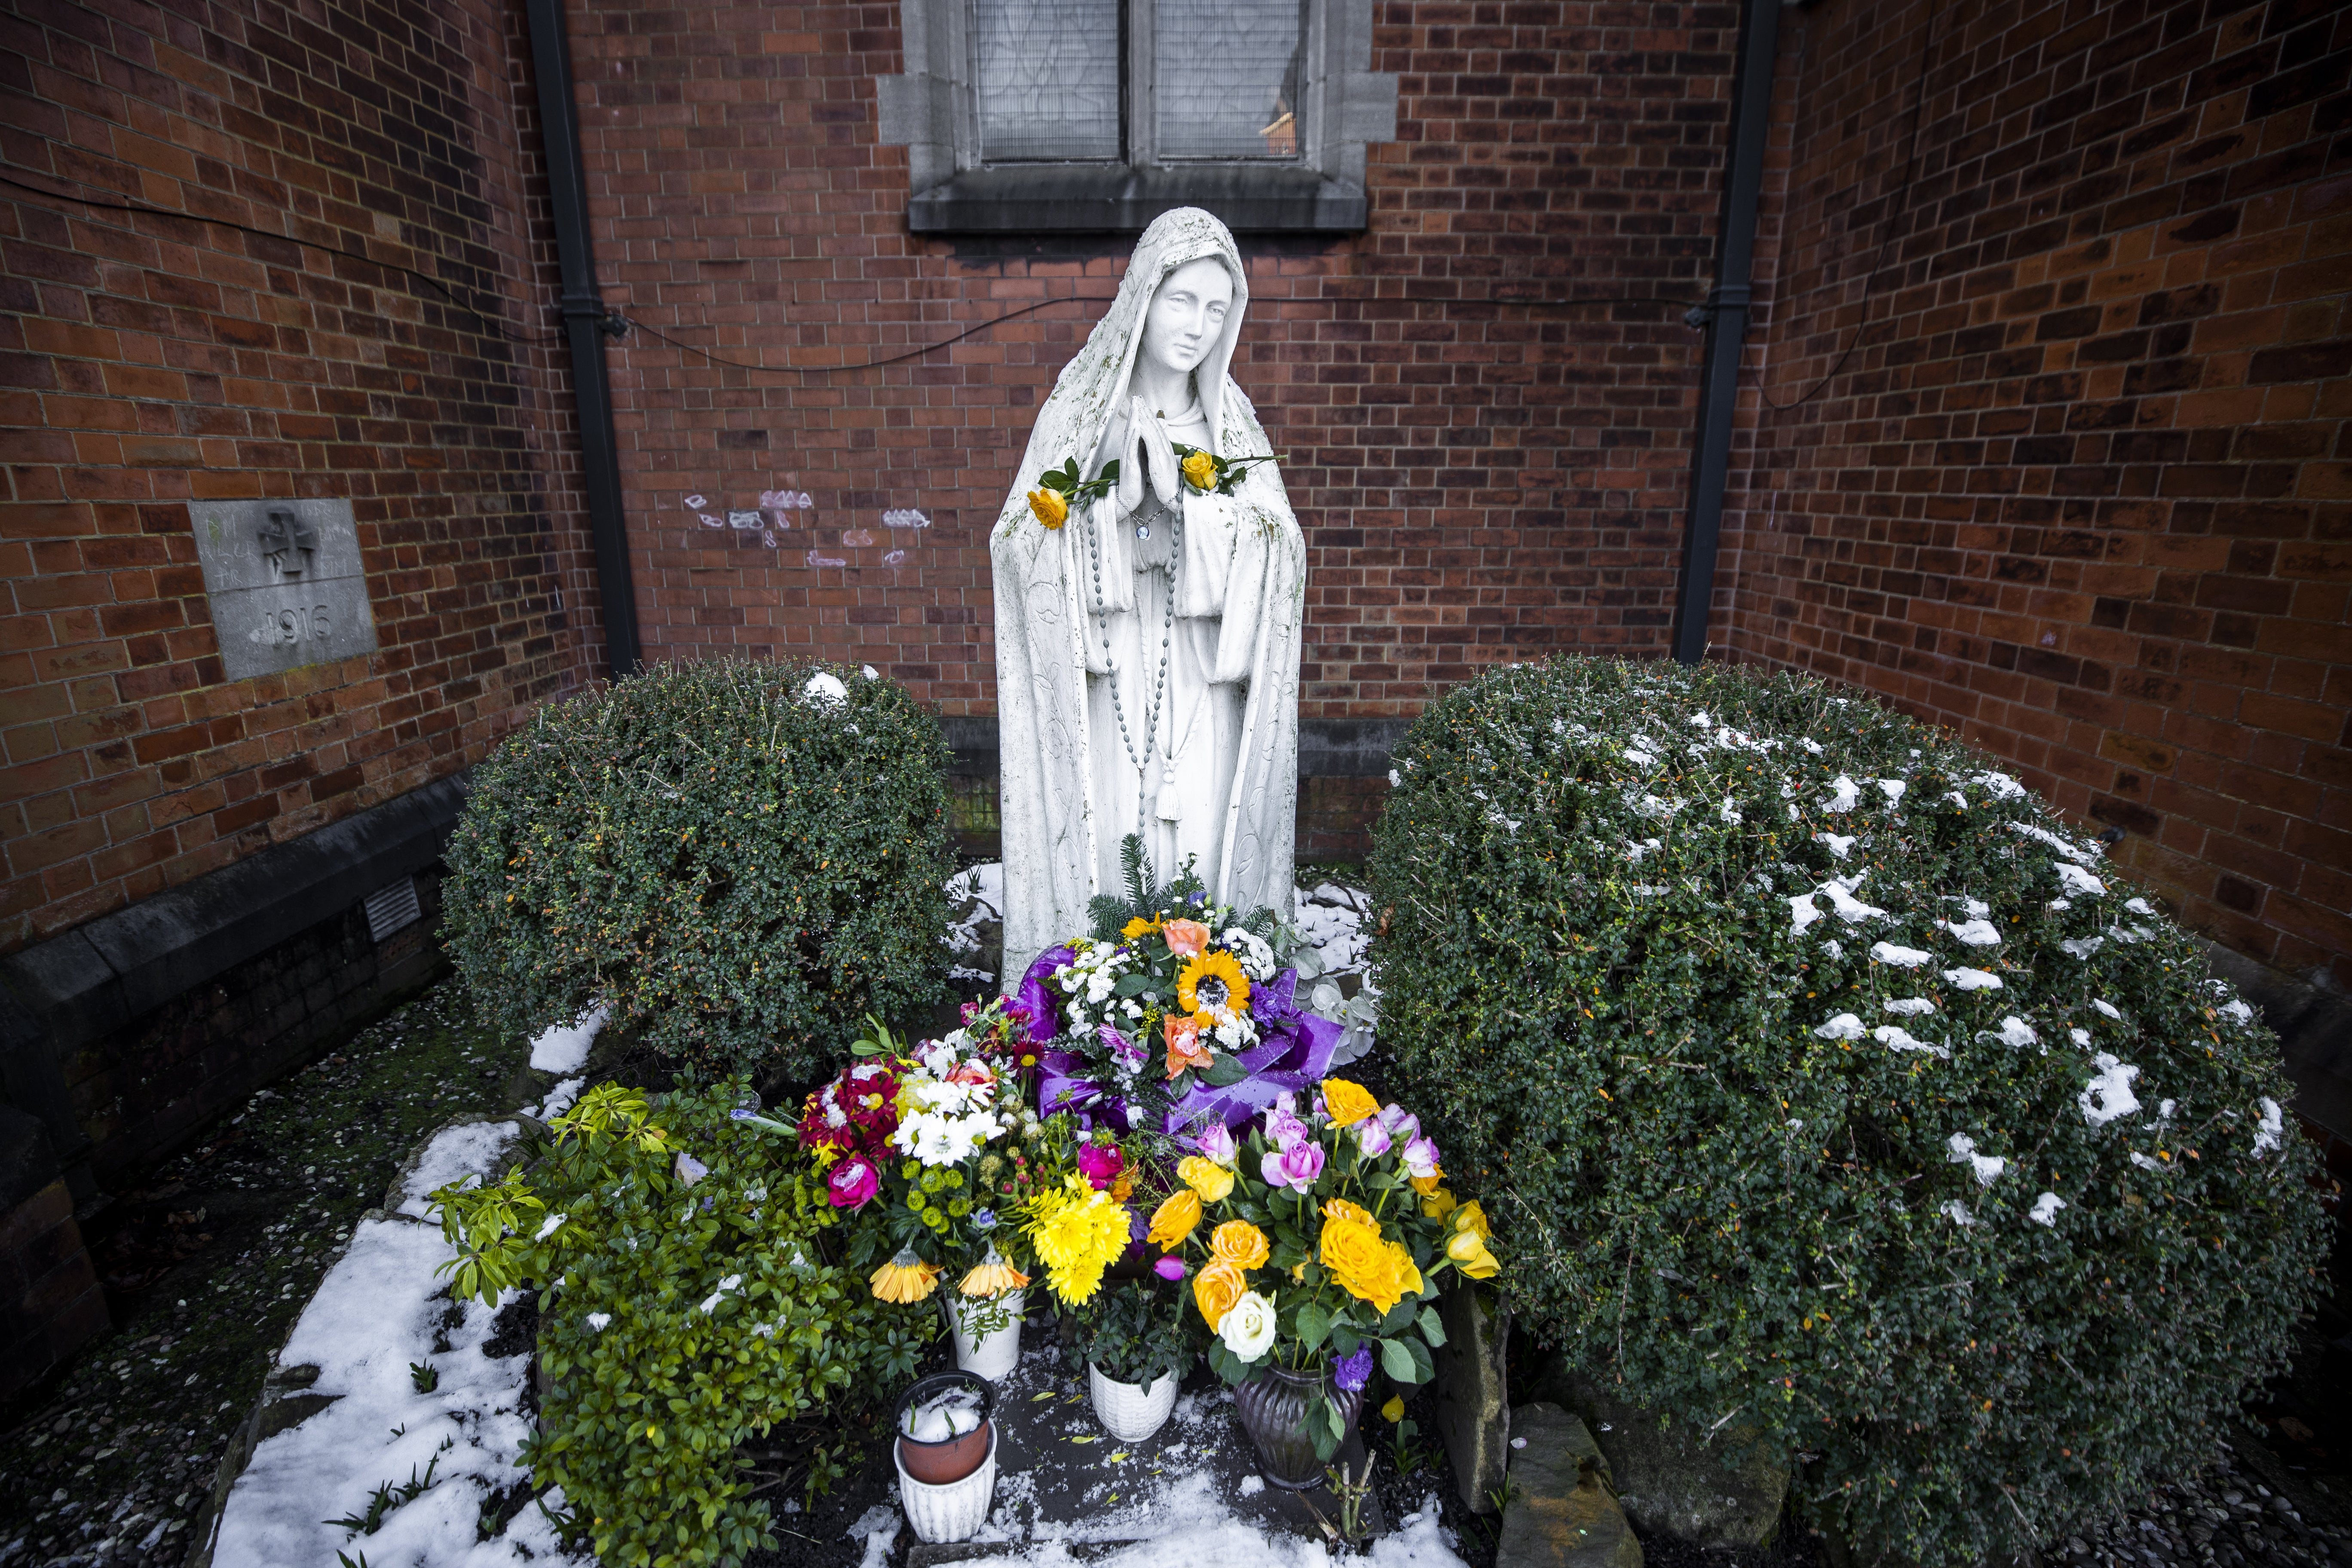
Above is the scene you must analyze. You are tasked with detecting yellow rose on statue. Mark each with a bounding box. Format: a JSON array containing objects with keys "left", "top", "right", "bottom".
[
  {"left": 1210, "top": 1219, "right": 1269, "bottom": 1270},
  {"left": 1147, "top": 1188, "right": 1202, "bottom": 1250},
  {"left": 1028, "top": 487, "right": 1069, "bottom": 529},
  {"left": 1178, "top": 1155, "right": 1234, "bottom": 1204},
  {"left": 1180, "top": 450, "right": 1218, "bottom": 492}
]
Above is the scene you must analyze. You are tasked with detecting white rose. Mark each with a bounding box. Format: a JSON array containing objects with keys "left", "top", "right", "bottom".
[{"left": 1219, "top": 1291, "right": 1278, "bottom": 1362}]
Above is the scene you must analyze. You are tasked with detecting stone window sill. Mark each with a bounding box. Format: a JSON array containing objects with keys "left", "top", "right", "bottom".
[{"left": 906, "top": 164, "right": 1368, "bottom": 235}]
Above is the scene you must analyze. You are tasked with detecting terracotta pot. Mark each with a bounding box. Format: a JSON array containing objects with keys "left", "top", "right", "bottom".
[
  {"left": 894, "top": 1370, "right": 995, "bottom": 1486},
  {"left": 1233, "top": 1363, "right": 1362, "bottom": 1491},
  {"left": 896, "top": 1423, "right": 998, "bottom": 1544}
]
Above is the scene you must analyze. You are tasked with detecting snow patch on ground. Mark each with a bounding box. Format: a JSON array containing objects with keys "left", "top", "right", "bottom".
[
  {"left": 949, "top": 1471, "right": 1468, "bottom": 1568},
  {"left": 528, "top": 1004, "right": 607, "bottom": 1073},
  {"left": 213, "top": 1124, "right": 586, "bottom": 1566},
  {"left": 392, "top": 1120, "right": 521, "bottom": 1218}
]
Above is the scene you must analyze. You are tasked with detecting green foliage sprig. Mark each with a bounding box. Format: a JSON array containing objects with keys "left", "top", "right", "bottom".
[
  {"left": 441, "top": 658, "right": 955, "bottom": 1082},
  {"left": 428, "top": 1077, "right": 937, "bottom": 1568},
  {"left": 1071, "top": 1279, "right": 1197, "bottom": 1389},
  {"left": 1366, "top": 656, "right": 2330, "bottom": 1566}
]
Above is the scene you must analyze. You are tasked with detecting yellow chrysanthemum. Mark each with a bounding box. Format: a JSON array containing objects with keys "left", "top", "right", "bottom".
[
  {"left": 1419, "top": 1185, "right": 1458, "bottom": 1221},
  {"left": 1180, "top": 450, "right": 1218, "bottom": 492},
  {"left": 1452, "top": 1200, "right": 1490, "bottom": 1242},
  {"left": 1320, "top": 1078, "right": 1380, "bottom": 1127},
  {"left": 1210, "top": 1219, "right": 1269, "bottom": 1270},
  {"left": 1025, "top": 1174, "right": 1131, "bottom": 1306},
  {"left": 1028, "top": 488, "right": 1069, "bottom": 528},
  {"left": 871, "top": 1250, "right": 940, "bottom": 1303},
  {"left": 1147, "top": 1188, "right": 1202, "bottom": 1250},
  {"left": 1178, "top": 1155, "right": 1234, "bottom": 1204},
  {"left": 1176, "top": 950, "right": 1250, "bottom": 1016}
]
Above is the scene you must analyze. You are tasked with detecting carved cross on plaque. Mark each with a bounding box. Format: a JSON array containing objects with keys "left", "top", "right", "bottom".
[{"left": 256, "top": 508, "right": 318, "bottom": 577}]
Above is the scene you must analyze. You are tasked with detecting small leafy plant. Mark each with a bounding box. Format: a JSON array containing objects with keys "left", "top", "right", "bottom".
[
  {"left": 1072, "top": 1279, "right": 1196, "bottom": 1389},
  {"left": 407, "top": 1361, "right": 437, "bottom": 1394},
  {"left": 429, "top": 1076, "right": 937, "bottom": 1568}
]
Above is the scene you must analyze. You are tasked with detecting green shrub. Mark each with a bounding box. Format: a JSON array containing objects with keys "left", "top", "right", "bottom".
[
  {"left": 1366, "top": 657, "right": 2328, "bottom": 1565},
  {"left": 443, "top": 659, "right": 955, "bottom": 1081},
  {"left": 431, "top": 1078, "right": 937, "bottom": 1568}
]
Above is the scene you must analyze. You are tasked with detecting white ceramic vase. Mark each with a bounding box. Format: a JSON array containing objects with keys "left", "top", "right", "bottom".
[
  {"left": 1087, "top": 1362, "right": 1182, "bottom": 1442},
  {"left": 946, "top": 1289, "right": 1024, "bottom": 1381},
  {"left": 895, "top": 1423, "right": 998, "bottom": 1544}
]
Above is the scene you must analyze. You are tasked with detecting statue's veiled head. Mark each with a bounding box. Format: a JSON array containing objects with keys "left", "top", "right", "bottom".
[{"left": 1139, "top": 256, "right": 1237, "bottom": 382}]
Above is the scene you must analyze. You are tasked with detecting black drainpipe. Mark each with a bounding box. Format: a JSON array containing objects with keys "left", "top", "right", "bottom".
[
  {"left": 525, "top": 0, "right": 641, "bottom": 679},
  {"left": 1672, "top": 0, "right": 1781, "bottom": 666}
]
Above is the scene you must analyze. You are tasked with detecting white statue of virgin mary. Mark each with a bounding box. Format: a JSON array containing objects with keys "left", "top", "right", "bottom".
[{"left": 991, "top": 208, "right": 1304, "bottom": 982}]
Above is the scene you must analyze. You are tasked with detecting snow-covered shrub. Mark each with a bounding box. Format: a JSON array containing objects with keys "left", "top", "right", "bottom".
[
  {"left": 444, "top": 659, "right": 954, "bottom": 1081},
  {"left": 1367, "top": 658, "right": 2327, "bottom": 1565},
  {"left": 431, "top": 1077, "right": 935, "bottom": 1568}
]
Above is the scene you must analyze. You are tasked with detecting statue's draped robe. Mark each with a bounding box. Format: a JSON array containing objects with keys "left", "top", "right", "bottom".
[{"left": 991, "top": 209, "right": 1304, "bottom": 983}]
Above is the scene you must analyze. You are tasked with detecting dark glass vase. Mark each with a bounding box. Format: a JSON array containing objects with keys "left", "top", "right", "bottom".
[{"left": 1232, "top": 1363, "right": 1363, "bottom": 1491}]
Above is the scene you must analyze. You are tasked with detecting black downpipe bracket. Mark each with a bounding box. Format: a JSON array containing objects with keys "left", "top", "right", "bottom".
[
  {"left": 1672, "top": 0, "right": 1782, "bottom": 666},
  {"left": 525, "top": 0, "right": 641, "bottom": 679}
]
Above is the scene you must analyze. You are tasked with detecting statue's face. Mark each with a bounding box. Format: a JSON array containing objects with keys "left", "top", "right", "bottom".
[{"left": 1139, "top": 257, "right": 1234, "bottom": 380}]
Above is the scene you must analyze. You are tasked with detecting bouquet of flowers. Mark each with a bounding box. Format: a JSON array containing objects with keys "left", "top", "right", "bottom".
[
  {"left": 1014, "top": 847, "right": 1339, "bottom": 1134},
  {"left": 785, "top": 1001, "right": 1060, "bottom": 1308},
  {"left": 1151, "top": 1076, "right": 1501, "bottom": 1460}
]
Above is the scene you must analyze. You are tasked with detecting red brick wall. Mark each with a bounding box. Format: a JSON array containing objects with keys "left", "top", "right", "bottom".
[
  {"left": 1720, "top": 0, "right": 2352, "bottom": 987},
  {"left": 0, "top": 0, "right": 603, "bottom": 952},
  {"left": 565, "top": 0, "right": 1745, "bottom": 717}
]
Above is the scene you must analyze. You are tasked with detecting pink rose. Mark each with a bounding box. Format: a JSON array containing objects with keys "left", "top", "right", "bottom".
[
  {"left": 1380, "top": 1105, "right": 1419, "bottom": 1143},
  {"left": 1264, "top": 1102, "right": 1310, "bottom": 1150},
  {"left": 1078, "top": 1142, "right": 1126, "bottom": 1191},
  {"left": 1161, "top": 919, "right": 1210, "bottom": 956},
  {"left": 1402, "top": 1136, "right": 1441, "bottom": 1179},
  {"left": 1355, "top": 1116, "right": 1393, "bottom": 1158},
  {"left": 1194, "top": 1123, "right": 1239, "bottom": 1167},
  {"left": 828, "top": 1154, "right": 880, "bottom": 1210},
  {"left": 1261, "top": 1139, "right": 1326, "bottom": 1194},
  {"left": 1155, "top": 1255, "right": 1188, "bottom": 1281}
]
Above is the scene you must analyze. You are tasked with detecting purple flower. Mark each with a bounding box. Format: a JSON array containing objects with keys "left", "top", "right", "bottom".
[
  {"left": 1333, "top": 1346, "right": 1373, "bottom": 1393},
  {"left": 1103, "top": 1024, "right": 1146, "bottom": 1073},
  {"left": 1380, "top": 1105, "right": 1419, "bottom": 1144},
  {"left": 1194, "top": 1123, "right": 1239, "bottom": 1166},
  {"left": 1155, "top": 1255, "right": 1188, "bottom": 1282},
  {"left": 1402, "top": 1135, "right": 1442, "bottom": 1180},
  {"left": 674, "top": 1152, "right": 710, "bottom": 1187},
  {"left": 972, "top": 1208, "right": 998, "bottom": 1231},
  {"left": 1264, "top": 1102, "right": 1310, "bottom": 1150},
  {"left": 1355, "top": 1116, "right": 1393, "bottom": 1158},
  {"left": 1262, "top": 1139, "right": 1326, "bottom": 1194},
  {"left": 729, "top": 1108, "right": 756, "bottom": 1121}
]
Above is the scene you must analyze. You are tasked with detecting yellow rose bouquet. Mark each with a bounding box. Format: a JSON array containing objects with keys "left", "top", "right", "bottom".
[{"left": 1152, "top": 1075, "right": 1502, "bottom": 1464}]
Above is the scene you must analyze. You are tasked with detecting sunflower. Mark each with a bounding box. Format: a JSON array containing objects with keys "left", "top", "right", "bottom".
[
  {"left": 1176, "top": 949, "right": 1250, "bottom": 1017},
  {"left": 871, "top": 1249, "right": 940, "bottom": 1303}
]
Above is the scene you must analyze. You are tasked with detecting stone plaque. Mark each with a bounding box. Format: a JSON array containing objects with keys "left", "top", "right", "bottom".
[{"left": 189, "top": 499, "right": 379, "bottom": 680}]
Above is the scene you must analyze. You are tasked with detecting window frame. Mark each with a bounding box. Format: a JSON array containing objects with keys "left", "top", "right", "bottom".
[{"left": 877, "top": 0, "right": 1393, "bottom": 234}]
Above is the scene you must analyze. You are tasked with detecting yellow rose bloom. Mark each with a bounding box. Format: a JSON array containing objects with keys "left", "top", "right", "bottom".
[
  {"left": 1210, "top": 1219, "right": 1270, "bottom": 1270},
  {"left": 870, "top": 1250, "right": 940, "bottom": 1303},
  {"left": 1147, "top": 1188, "right": 1203, "bottom": 1250},
  {"left": 1180, "top": 450, "right": 1218, "bottom": 491},
  {"left": 1322, "top": 1214, "right": 1417, "bottom": 1315},
  {"left": 1179, "top": 1155, "right": 1234, "bottom": 1204},
  {"left": 1448, "top": 1229, "right": 1500, "bottom": 1279},
  {"left": 1420, "top": 1185, "right": 1458, "bottom": 1222},
  {"left": 1381, "top": 1395, "right": 1406, "bottom": 1423},
  {"left": 1323, "top": 1197, "right": 1377, "bottom": 1230},
  {"left": 1409, "top": 1173, "right": 1443, "bottom": 1195},
  {"left": 1028, "top": 487, "right": 1069, "bottom": 529},
  {"left": 1452, "top": 1200, "right": 1490, "bottom": 1241},
  {"left": 1193, "top": 1259, "right": 1247, "bottom": 1329},
  {"left": 1320, "top": 1078, "right": 1380, "bottom": 1127}
]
